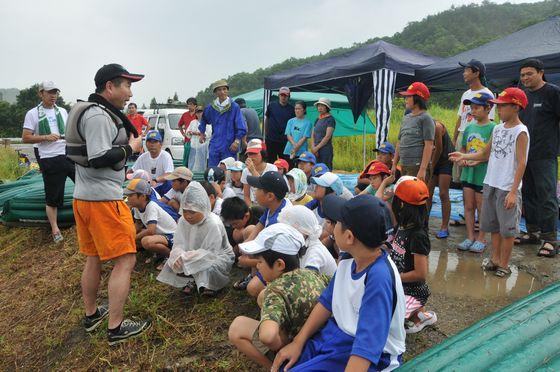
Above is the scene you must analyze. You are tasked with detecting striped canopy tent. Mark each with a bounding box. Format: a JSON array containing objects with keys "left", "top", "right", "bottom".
[{"left": 264, "top": 40, "right": 441, "bottom": 164}]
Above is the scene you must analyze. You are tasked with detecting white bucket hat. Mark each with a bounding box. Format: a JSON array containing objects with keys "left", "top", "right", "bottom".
[{"left": 314, "top": 97, "right": 331, "bottom": 109}]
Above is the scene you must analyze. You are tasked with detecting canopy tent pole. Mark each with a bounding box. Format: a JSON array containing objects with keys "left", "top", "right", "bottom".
[
  {"left": 262, "top": 89, "right": 271, "bottom": 141},
  {"left": 372, "top": 69, "right": 397, "bottom": 148},
  {"left": 362, "top": 112, "right": 367, "bottom": 169}
]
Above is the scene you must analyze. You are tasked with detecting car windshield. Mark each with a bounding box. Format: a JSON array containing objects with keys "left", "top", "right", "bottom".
[{"left": 168, "top": 114, "right": 182, "bottom": 130}]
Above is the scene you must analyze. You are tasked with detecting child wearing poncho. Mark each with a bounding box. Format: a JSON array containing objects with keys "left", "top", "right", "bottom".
[{"left": 157, "top": 181, "right": 234, "bottom": 296}]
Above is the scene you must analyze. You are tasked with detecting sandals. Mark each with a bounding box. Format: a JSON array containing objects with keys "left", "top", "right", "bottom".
[
  {"left": 537, "top": 241, "right": 558, "bottom": 258},
  {"left": 495, "top": 266, "right": 512, "bottom": 278},
  {"left": 457, "top": 239, "right": 474, "bottom": 251},
  {"left": 514, "top": 233, "right": 540, "bottom": 245},
  {"left": 481, "top": 258, "right": 499, "bottom": 271},
  {"left": 436, "top": 230, "right": 449, "bottom": 239},
  {"left": 182, "top": 281, "right": 197, "bottom": 296},
  {"left": 53, "top": 232, "right": 64, "bottom": 243},
  {"left": 469, "top": 241, "right": 486, "bottom": 253},
  {"left": 233, "top": 273, "right": 253, "bottom": 290}
]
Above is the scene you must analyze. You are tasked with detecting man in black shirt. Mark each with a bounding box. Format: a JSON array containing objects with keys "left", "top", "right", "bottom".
[
  {"left": 264, "top": 87, "right": 295, "bottom": 163},
  {"left": 518, "top": 58, "right": 560, "bottom": 257}
]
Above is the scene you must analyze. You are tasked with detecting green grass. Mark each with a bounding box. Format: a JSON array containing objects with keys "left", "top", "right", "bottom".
[
  {"left": 333, "top": 100, "right": 458, "bottom": 172},
  {"left": 0, "top": 147, "right": 28, "bottom": 181}
]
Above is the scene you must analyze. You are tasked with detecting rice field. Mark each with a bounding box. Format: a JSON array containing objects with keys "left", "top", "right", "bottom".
[{"left": 333, "top": 99, "right": 458, "bottom": 171}]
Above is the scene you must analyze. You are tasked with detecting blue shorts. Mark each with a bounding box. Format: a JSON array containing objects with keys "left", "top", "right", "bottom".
[{"left": 284, "top": 319, "right": 403, "bottom": 372}]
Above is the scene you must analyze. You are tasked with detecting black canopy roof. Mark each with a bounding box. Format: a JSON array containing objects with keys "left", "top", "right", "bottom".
[
  {"left": 417, "top": 16, "right": 560, "bottom": 91},
  {"left": 263, "top": 40, "right": 441, "bottom": 93}
]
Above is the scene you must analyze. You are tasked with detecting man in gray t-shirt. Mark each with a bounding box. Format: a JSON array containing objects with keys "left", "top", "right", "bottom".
[{"left": 71, "top": 63, "right": 151, "bottom": 345}]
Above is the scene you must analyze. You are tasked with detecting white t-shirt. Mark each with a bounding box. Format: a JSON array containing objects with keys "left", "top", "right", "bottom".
[
  {"left": 188, "top": 119, "right": 212, "bottom": 149},
  {"left": 223, "top": 183, "right": 244, "bottom": 200},
  {"left": 484, "top": 122, "right": 529, "bottom": 191},
  {"left": 300, "top": 239, "right": 337, "bottom": 277},
  {"left": 163, "top": 188, "right": 182, "bottom": 203},
  {"left": 241, "top": 163, "right": 278, "bottom": 203},
  {"left": 133, "top": 200, "right": 177, "bottom": 235},
  {"left": 457, "top": 88, "right": 496, "bottom": 132},
  {"left": 132, "top": 150, "right": 174, "bottom": 186},
  {"left": 23, "top": 106, "right": 68, "bottom": 158}
]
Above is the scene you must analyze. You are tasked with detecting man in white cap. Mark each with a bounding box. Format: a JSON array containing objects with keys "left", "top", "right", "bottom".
[
  {"left": 264, "top": 87, "right": 295, "bottom": 163},
  {"left": 21, "top": 81, "right": 75, "bottom": 243}
]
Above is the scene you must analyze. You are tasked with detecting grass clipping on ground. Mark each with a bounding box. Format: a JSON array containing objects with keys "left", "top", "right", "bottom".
[{"left": 0, "top": 226, "right": 258, "bottom": 371}]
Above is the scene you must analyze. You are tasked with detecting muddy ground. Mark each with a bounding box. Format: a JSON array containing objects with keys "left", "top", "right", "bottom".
[{"left": 0, "top": 218, "right": 558, "bottom": 370}]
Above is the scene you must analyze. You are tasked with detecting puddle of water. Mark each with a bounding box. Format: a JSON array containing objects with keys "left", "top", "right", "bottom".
[{"left": 427, "top": 250, "right": 541, "bottom": 299}]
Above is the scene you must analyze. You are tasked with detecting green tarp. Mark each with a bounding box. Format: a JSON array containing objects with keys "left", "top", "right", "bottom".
[{"left": 234, "top": 88, "right": 375, "bottom": 137}]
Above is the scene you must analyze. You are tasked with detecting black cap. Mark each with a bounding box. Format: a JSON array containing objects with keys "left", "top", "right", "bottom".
[
  {"left": 204, "top": 166, "right": 225, "bottom": 183},
  {"left": 459, "top": 59, "right": 486, "bottom": 77},
  {"left": 94, "top": 63, "right": 144, "bottom": 88},
  {"left": 247, "top": 171, "right": 288, "bottom": 199},
  {"left": 322, "top": 194, "right": 390, "bottom": 247}
]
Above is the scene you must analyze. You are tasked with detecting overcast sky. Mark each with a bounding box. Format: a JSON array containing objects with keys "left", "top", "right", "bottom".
[{"left": 0, "top": 0, "right": 538, "bottom": 106}]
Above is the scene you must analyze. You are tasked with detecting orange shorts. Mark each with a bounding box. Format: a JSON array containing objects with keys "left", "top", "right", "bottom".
[{"left": 73, "top": 199, "right": 136, "bottom": 261}]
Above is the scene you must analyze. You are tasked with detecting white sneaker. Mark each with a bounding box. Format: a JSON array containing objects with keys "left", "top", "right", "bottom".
[{"left": 406, "top": 311, "right": 437, "bottom": 334}]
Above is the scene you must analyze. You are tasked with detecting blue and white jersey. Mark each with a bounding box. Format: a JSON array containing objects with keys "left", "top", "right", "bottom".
[{"left": 318, "top": 250, "right": 406, "bottom": 370}]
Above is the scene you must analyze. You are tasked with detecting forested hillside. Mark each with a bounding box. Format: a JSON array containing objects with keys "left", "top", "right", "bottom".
[{"left": 195, "top": 0, "right": 560, "bottom": 103}]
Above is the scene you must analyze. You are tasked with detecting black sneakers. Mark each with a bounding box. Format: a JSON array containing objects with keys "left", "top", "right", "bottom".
[
  {"left": 83, "top": 305, "right": 109, "bottom": 332},
  {"left": 107, "top": 319, "right": 152, "bottom": 346}
]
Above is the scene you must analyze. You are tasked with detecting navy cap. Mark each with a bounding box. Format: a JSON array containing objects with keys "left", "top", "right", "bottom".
[
  {"left": 311, "top": 163, "right": 330, "bottom": 177},
  {"left": 297, "top": 151, "right": 316, "bottom": 164},
  {"left": 463, "top": 92, "right": 494, "bottom": 107},
  {"left": 204, "top": 166, "right": 225, "bottom": 183},
  {"left": 94, "top": 63, "right": 144, "bottom": 88},
  {"left": 322, "top": 194, "right": 389, "bottom": 247},
  {"left": 459, "top": 59, "right": 486, "bottom": 77},
  {"left": 247, "top": 171, "right": 288, "bottom": 199},
  {"left": 374, "top": 142, "right": 395, "bottom": 155}
]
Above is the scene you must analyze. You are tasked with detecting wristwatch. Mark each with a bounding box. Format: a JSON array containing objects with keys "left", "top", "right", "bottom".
[{"left": 234, "top": 139, "right": 240, "bottom": 145}]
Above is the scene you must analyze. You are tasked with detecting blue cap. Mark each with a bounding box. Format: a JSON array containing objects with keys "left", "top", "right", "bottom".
[
  {"left": 311, "top": 172, "right": 344, "bottom": 196},
  {"left": 463, "top": 92, "right": 494, "bottom": 107},
  {"left": 297, "top": 151, "right": 316, "bottom": 164},
  {"left": 375, "top": 142, "right": 395, "bottom": 154},
  {"left": 322, "top": 194, "right": 389, "bottom": 247},
  {"left": 145, "top": 130, "right": 162, "bottom": 142},
  {"left": 311, "top": 163, "right": 330, "bottom": 177}
]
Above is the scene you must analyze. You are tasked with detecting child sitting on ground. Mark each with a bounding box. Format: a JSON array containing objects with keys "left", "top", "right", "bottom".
[
  {"left": 228, "top": 223, "right": 330, "bottom": 369},
  {"left": 241, "top": 171, "right": 292, "bottom": 297},
  {"left": 450, "top": 87, "right": 529, "bottom": 277},
  {"left": 160, "top": 166, "right": 193, "bottom": 212},
  {"left": 286, "top": 168, "right": 313, "bottom": 206},
  {"left": 157, "top": 181, "right": 235, "bottom": 296},
  {"left": 223, "top": 161, "right": 245, "bottom": 199},
  {"left": 359, "top": 160, "right": 394, "bottom": 203},
  {"left": 203, "top": 166, "right": 226, "bottom": 196},
  {"left": 296, "top": 151, "right": 316, "bottom": 194},
  {"left": 200, "top": 180, "right": 223, "bottom": 216},
  {"left": 274, "top": 158, "right": 290, "bottom": 175},
  {"left": 390, "top": 176, "right": 437, "bottom": 333},
  {"left": 271, "top": 194, "right": 406, "bottom": 371},
  {"left": 220, "top": 197, "right": 264, "bottom": 254},
  {"left": 278, "top": 205, "right": 337, "bottom": 277},
  {"left": 128, "top": 169, "right": 180, "bottom": 221},
  {"left": 457, "top": 92, "right": 496, "bottom": 252},
  {"left": 306, "top": 172, "right": 353, "bottom": 224},
  {"left": 125, "top": 179, "right": 177, "bottom": 267}
]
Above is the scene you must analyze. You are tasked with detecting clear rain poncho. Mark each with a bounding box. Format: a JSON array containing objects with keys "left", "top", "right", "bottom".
[
  {"left": 278, "top": 205, "right": 337, "bottom": 277},
  {"left": 157, "top": 181, "right": 234, "bottom": 291},
  {"left": 286, "top": 168, "right": 308, "bottom": 203}
]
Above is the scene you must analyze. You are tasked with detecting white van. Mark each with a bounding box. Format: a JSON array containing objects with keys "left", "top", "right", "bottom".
[{"left": 143, "top": 108, "right": 186, "bottom": 160}]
